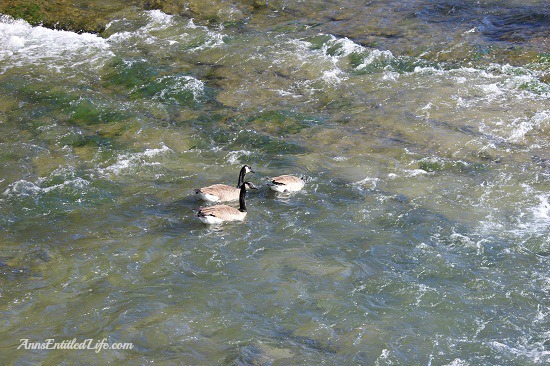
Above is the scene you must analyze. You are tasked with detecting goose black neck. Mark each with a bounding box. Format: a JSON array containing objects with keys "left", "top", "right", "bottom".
[
  {"left": 236, "top": 167, "right": 247, "bottom": 188},
  {"left": 238, "top": 184, "right": 247, "bottom": 212}
]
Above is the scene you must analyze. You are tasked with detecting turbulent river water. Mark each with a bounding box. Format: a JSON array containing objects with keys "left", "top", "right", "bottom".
[{"left": 0, "top": 1, "right": 549, "bottom": 365}]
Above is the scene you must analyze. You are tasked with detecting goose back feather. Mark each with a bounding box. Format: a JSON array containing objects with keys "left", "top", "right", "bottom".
[
  {"left": 268, "top": 174, "right": 305, "bottom": 192},
  {"left": 195, "top": 184, "right": 239, "bottom": 202},
  {"left": 197, "top": 181, "right": 257, "bottom": 224},
  {"left": 195, "top": 165, "right": 254, "bottom": 202}
]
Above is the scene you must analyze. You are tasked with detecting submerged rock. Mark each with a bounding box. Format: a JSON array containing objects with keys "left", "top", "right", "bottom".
[
  {"left": 0, "top": 0, "right": 253, "bottom": 33},
  {"left": 1, "top": 0, "right": 548, "bottom": 67},
  {"left": 0, "top": 0, "right": 128, "bottom": 33},
  {"left": 0, "top": 1, "right": 547, "bottom": 73}
]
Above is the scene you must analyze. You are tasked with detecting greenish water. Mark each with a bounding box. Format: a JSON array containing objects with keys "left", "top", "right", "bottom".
[{"left": 0, "top": 3, "right": 549, "bottom": 365}]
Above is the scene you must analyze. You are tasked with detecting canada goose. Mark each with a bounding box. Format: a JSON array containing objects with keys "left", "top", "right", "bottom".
[
  {"left": 196, "top": 181, "right": 258, "bottom": 224},
  {"left": 195, "top": 165, "right": 254, "bottom": 202},
  {"left": 268, "top": 174, "right": 305, "bottom": 192}
]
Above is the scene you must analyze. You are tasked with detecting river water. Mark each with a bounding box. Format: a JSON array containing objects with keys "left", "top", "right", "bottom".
[{"left": 0, "top": 2, "right": 549, "bottom": 365}]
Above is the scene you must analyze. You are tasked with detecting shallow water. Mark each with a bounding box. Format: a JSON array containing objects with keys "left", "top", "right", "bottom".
[{"left": 0, "top": 3, "right": 549, "bottom": 365}]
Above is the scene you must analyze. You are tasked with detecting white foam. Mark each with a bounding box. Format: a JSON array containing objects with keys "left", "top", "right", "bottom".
[
  {"left": 442, "top": 358, "right": 470, "bottom": 366},
  {"left": 320, "top": 36, "right": 364, "bottom": 58},
  {"left": 0, "top": 15, "right": 113, "bottom": 73},
  {"left": 474, "top": 181, "right": 549, "bottom": 254},
  {"left": 534, "top": 304, "right": 548, "bottom": 324},
  {"left": 313, "top": 34, "right": 395, "bottom": 73},
  {"left": 478, "top": 110, "right": 550, "bottom": 144},
  {"left": 156, "top": 75, "right": 205, "bottom": 101},
  {"left": 382, "top": 70, "right": 399, "bottom": 81},
  {"left": 389, "top": 168, "right": 429, "bottom": 178},
  {"left": 3, "top": 177, "right": 89, "bottom": 197},
  {"left": 146, "top": 9, "right": 174, "bottom": 24},
  {"left": 532, "top": 195, "right": 550, "bottom": 222},
  {"left": 105, "top": 9, "right": 174, "bottom": 36},
  {"left": 332, "top": 156, "right": 349, "bottom": 161},
  {"left": 275, "top": 89, "right": 302, "bottom": 98},
  {"left": 99, "top": 145, "right": 173, "bottom": 176},
  {"left": 374, "top": 349, "right": 391, "bottom": 366},
  {"left": 321, "top": 68, "right": 347, "bottom": 85},
  {"left": 356, "top": 49, "right": 394, "bottom": 70},
  {"left": 515, "top": 194, "right": 550, "bottom": 236},
  {"left": 488, "top": 340, "right": 550, "bottom": 364},
  {"left": 106, "top": 11, "right": 224, "bottom": 52},
  {"left": 225, "top": 150, "right": 252, "bottom": 164},
  {"left": 508, "top": 111, "right": 550, "bottom": 143},
  {"left": 279, "top": 36, "right": 356, "bottom": 86},
  {"left": 353, "top": 176, "right": 379, "bottom": 190},
  {"left": 411, "top": 63, "right": 549, "bottom": 116}
]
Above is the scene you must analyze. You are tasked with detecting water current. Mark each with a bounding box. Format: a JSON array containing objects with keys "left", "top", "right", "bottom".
[{"left": 0, "top": 2, "right": 549, "bottom": 364}]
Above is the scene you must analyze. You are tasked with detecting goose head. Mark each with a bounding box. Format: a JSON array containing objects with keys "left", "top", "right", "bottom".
[{"left": 237, "top": 165, "right": 255, "bottom": 187}]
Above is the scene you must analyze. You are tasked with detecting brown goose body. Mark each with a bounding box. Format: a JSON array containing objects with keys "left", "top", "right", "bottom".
[
  {"left": 196, "top": 184, "right": 240, "bottom": 202},
  {"left": 268, "top": 174, "right": 305, "bottom": 193},
  {"left": 197, "top": 181, "right": 257, "bottom": 224},
  {"left": 195, "top": 165, "right": 254, "bottom": 202},
  {"left": 197, "top": 204, "right": 247, "bottom": 224}
]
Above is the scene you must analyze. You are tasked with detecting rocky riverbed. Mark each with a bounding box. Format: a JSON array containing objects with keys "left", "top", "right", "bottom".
[{"left": 1, "top": 0, "right": 549, "bottom": 68}]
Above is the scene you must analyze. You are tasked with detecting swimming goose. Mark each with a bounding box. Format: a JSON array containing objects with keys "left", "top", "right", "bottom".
[
  {"left": 196, "top": 181, "right": 257, "bottom": 224},
  {"left": 195, "top": 165, "right": 254, "bottom": 202},
  {"left": 268, "top": 174, "right": 305, "bottom": 192}
]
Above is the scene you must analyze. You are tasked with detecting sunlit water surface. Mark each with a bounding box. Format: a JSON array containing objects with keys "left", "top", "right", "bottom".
[{"left": 0, "top": 4, "right": 549, "bottom": 365}]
